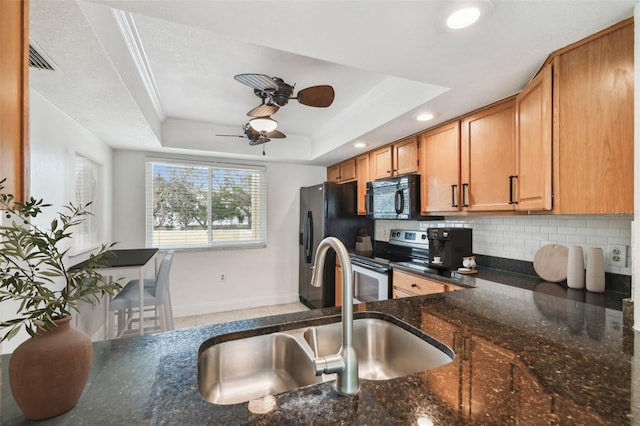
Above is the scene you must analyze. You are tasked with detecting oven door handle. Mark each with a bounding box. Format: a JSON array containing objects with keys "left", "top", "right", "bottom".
[{"left": 351, "top": 261, "right": 389, "bottom": 275}]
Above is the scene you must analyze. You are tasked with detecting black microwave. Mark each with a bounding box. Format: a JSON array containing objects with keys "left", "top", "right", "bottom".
[{"left": 365, "top": 174, "right": 421, "bottom": 220}]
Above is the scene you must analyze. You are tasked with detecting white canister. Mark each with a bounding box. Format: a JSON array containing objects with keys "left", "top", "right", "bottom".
[
  {"left": 566, "top": 245, "right": 585, "bottom": 289},
  {"left": 585, "top": 247, "right": 605, "bottom": 293}
]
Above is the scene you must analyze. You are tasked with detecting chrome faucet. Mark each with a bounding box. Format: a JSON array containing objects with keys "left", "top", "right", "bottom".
[{"left": 310, "top": 236, "right": 359, "bottom": 396}]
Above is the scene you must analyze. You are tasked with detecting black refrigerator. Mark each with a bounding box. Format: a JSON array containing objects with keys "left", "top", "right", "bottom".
[{"left": 298, "top": 181, "right": 374, "bottom": 309}]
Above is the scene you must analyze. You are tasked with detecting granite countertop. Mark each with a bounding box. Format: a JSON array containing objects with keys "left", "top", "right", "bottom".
[{"left": 1, "top": 270, "right": 634, "bottom": 425}]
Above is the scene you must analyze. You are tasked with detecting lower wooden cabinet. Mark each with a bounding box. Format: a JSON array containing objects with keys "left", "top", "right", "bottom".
[{"left": 392, "top": 269, "right": 464, "bottom": 298}]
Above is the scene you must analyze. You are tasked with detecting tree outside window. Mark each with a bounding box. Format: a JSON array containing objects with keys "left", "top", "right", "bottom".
[{"left": 145, "top": 161, "right": 266, "bottom": 248}]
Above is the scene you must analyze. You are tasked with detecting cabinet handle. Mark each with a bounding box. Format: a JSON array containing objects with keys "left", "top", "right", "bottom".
[
  {"left": 411, "top": 283, "right": 417, "bottom": 288},
  {"left": 508, "top": 175, "right": 518, "bottom": 204},
  {"left": 386, "top": 170, "right": 391, "bottom": 174},
  {"left": 451, "top": 184, "right": 458, "bottom": 208},
  {"left": 462, "top": 183, "right": 469, "bottom": 208}
]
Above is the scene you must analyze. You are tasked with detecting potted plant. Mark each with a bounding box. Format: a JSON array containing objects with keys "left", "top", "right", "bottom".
[{"left": 0, "top": 181, "right": 122, "bottom": 420}]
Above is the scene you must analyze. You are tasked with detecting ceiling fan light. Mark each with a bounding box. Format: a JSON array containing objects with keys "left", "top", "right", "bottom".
[{"left": 249, "top": 117, "right": 278, "bottom": 133}]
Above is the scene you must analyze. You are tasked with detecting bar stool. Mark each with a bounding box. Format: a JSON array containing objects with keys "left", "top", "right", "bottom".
[{"left": 108, "top": 250, "right": 175, "bottom": 338}]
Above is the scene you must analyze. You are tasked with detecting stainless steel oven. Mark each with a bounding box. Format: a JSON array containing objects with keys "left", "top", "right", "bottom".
[
  {"left": 348, "top": 229, "right": 430, "bottom": 303},
  {"left": 351, "top": 262, "right": 389, "bottom": 303}
]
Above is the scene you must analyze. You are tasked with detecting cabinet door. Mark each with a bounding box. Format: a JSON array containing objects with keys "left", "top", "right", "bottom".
[
  {"left": 393, "top": 136, "right": 419, "bottom": 175},
  {"left": 419, "top": 122, "right": 461, "bottom": 213},
  {"left": 0, "top": 0, "right": 28, "bottom": 201},
  {"left": 553, "top": 21, "right": 633, "bottom": 214},
  {"left": 370, "top": 146, "right": 393, "bottom": 180},
  {"left": 339, "top": 158, "right": 356, "bottom": 182},
  {"left": 515, "top": 64, "right": 552, "bottom": 211},
  {"left": 327, "top": 164, "right": 340, "bottom": 182},
  {"left": 461, "top": 99, "right": 516, "bottom": 211},
  {"left": 355, "top": 153, "right": 370, "bottom": 215}
]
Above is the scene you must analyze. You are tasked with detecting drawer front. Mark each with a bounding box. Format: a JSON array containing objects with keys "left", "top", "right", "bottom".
[
  {"left": 393, "top": 270, "right": 447, "bottom": 296},
  {"left": 446, "top": 283, "right": 466, "bottom": 292},
  {"left": 393, "top": 287, "right": 415, "bottom": 299}
]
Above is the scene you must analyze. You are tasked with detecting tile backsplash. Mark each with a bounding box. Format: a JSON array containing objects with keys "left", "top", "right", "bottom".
[{"left": 375, "top": 215, "right": 632, "bottom": 276}]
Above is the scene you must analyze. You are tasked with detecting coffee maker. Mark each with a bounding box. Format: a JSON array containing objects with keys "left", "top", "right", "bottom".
[{"left": 427, "top": 228, "right": 473, "bottom": 270}]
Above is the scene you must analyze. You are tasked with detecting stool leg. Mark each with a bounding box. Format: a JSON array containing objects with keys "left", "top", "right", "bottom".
[{"left": 165, "top": 290, "right": 175, "bottom": 330}]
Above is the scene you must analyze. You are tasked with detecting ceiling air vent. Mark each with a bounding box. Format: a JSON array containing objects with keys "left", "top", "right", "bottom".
[{"left": 29, "top": 44, "right": 55, "bottom": 71}]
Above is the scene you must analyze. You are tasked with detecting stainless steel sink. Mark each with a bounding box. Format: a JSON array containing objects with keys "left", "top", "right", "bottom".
[
  {"left": 198, "top": 313, "right": 454, "bottom": 405},
  {"left": 304, "top": 317, "right": 453, "bottom": 380},
  {"left": 198, "top": 332, "right": 323, "bottom": 405}
]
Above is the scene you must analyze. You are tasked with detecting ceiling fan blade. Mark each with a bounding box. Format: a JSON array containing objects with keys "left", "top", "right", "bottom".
[
  {"left": 247, "top": 103, "right": 280, "bottom": 117},
  {"left": 234, "top": 73, "right": 278, "bottom": 91},
  {"left": 296, "top": 85, "right": 335, "bottom": 107},
  {"left": 216, "top": 134, "right": 246, "bottom": 138},
  {"left": 266, "top": 129, "right": 286, "bottom": 139}
]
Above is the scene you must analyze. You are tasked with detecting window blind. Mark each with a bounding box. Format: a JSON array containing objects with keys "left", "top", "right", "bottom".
[{"left": 145, "top": 160, "right": 266, "bottom": 249}]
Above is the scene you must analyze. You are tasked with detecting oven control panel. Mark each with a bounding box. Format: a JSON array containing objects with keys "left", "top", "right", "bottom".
[{"left": 389, "top": 229, "right": 428, "bottom": 248}]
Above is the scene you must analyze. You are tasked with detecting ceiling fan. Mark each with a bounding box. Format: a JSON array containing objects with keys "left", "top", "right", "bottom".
[
  {"left": 234, "top": 73, "right": 335, "bottom": 118},
  {"left": 217, "top": 123, "right": 286, "bottom": 155}
]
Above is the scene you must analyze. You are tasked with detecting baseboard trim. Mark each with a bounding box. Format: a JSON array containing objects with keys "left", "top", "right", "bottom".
[{"left": 172, "top": 292, "right": 300, "bottom": 318}]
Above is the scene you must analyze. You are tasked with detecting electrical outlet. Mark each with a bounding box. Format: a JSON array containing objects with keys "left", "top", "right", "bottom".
[
  {"left": 607, "top": 245, "right": 627, "bottom": 267},
  {"left": 383, "top": 228, "right": 390, "bottom": 238},
  {"left": 219, "top": 274, "right": 226, "bottom": 282}
]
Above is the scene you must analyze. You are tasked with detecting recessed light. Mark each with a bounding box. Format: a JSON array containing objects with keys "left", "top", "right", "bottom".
[
  {"left": 447, "top": 7, "right": 481, "bottom": 29},
  {"left": 354, "top": 142, "right": 367, "bottom": 148},
  {"left": 437, "top": 1, "right": 493, "bottom": 33},
  {"left": 417, "top": 113, "right": 435, "bottom": 122}
]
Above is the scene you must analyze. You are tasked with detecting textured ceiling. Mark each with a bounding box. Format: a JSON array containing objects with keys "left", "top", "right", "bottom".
[{"left": 29, "top": 0, "right": 636, "bottom": 165}]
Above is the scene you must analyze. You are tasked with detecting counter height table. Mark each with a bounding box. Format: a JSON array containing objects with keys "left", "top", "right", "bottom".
[{"left": 70, "top": 248, "right": 159, "bottom": 337}]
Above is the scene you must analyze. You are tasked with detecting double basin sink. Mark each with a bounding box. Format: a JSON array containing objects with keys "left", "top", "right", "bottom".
[{"left": 198, "top": 312, "right": 454, "bottom": 405}]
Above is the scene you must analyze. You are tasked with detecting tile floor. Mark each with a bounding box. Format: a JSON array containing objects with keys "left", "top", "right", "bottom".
[{"left": 173, "top": 302, "right": 309, "bottom": 330}]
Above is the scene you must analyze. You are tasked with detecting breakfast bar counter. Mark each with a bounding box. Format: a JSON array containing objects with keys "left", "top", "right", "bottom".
[{"left": 1, "top": 271, "right": 635, "bottom": 425}]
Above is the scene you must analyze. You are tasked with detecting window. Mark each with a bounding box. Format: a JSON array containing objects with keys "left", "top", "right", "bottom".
[
  {"left": 73, "top": 154, "right": 101, "bottom": 254},
  {"left": 145, "top": 160, "right": 266, "bottom": 249}
]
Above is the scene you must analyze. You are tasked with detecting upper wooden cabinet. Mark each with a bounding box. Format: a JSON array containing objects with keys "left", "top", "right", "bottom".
[
  {"left": 460, "top": 99, "right": 516, "bottom": 212},
  {"left": 326, "top": 157, "right": 356, "bottom": 183},
  {"left": 370, "top": 136, "right": 419, "bottom": 180},
  {"left": 514, "top": 63, "right": 553, "bottom": 211},
  {"left": 552, "top": 20, "right": 633, "bottom": 214},
  {"left": 0, "top": 0, "right": 29, "bottom": 201},
  {"left": 355, "top": 153, "right": 370, "bottom": 215},
  {"left": 370, "top": 145, "right": 393, "bottom": 180},
  {"left": 394, "top": 136, "right": 419, "bottom": 176},
  {"left": 326, "top": 19, "right": 633, "bottom": 216},
  {"left": 419, "top": 121, "right": 461, "bottom": 213}
]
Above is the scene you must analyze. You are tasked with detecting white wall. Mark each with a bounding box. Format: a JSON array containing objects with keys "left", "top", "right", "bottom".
[
  {"left": 112, "top": 150, "right": 326, "bottom": 317},
  {"left": 0, "top": 90, "right": 114, "bottom": 354},
  {"left": 377, "top": 215, "right": 633, "bottom": 276}
]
